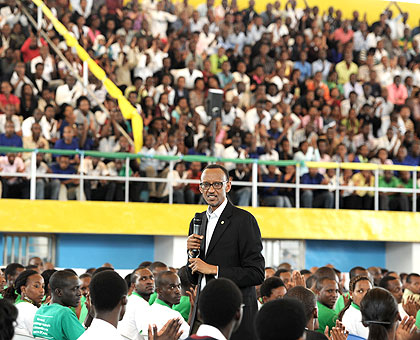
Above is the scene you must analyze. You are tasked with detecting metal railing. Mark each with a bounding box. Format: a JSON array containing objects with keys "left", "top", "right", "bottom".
[{"left": 0, "top": 146, "right": 418, "bottom": 212}]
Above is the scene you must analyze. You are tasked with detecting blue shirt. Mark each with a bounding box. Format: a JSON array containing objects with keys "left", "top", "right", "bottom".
[
  {"left": 0, "top": 133, "right": 22, "bottom": 148},
  {"left": 217, "top": 72, "right": 234, "bottom": 89},
  {"left": 50, "top": 163, "right": 76, "bottom": 182},
  {"left": 403, "top": 154, "right": 420, "bottom": 166},
  {"left": 294, "top": 61, "right": 312, "bottom": 81},
  {"left": 261, "top": 174, "right": 280, "bottom": 196},
  {"left": 54, "top": 138, "right": 79, "bottom": 159},
  {"left": 301, "top": 173, "right": 324, "bottom": 185}
]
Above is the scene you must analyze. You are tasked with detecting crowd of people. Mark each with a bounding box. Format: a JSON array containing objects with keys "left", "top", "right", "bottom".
[
  {"left": 0, "top": 0, "right": 420, "bottom": 210},
  {"left": 1, "top": 257, "right": 420, "bottom": 340}
]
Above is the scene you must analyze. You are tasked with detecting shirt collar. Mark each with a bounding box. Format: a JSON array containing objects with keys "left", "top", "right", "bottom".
[
  {"left": 206, "top": 198, "right": 228, "bottom": 220},
  {"left": 196, "top": 324, "right": 227, "bottom": 340},
  {"left": 155, "top": 298, "right": 172, "bottom": 309}
]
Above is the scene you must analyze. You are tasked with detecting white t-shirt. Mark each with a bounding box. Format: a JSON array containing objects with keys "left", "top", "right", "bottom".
[
  {"left": 118, "top": 293, "right": 150, "bottom": 339},
  {"left": 341, "top": 304, "right": 369, "bottom": 339},
  {"left": 15, "top": 302, "right": 38, "bottom": 336},
  {"left": 149, "top": 301, "right": 190, "bottom": 339},
  {"left": 79, "top": 318, "right": 126, "bottom": 340}
]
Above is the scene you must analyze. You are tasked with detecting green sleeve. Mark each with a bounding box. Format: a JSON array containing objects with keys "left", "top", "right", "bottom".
[
  {"left": 334, "top": 294, "right": 345, "bottom": 314},
  {"left": 78, "top": 296, "right": 89, "bottom": 324},
  {"left": 317, "top": 302, "right": 338, "bottom": 334},
  {"left": 149, "top": 292, "right": 158, "bottom": 305},
  {"left": 173, "top": 296, "right": 191, "bottom": 322},
  {"left": 61, "top": 309, "right": 85, "bottom": 340},
  {"left": 416, "top": 310, "right": 420, "bottom": 329}
]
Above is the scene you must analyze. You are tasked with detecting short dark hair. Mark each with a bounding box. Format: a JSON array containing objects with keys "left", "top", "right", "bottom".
[
  {"left": 260, "top": 277, "right": 285, "bottom": 298},
  {"left": 177, "top": 266, "right": 193, "bottom": 292},
  {"left": 0, "top": 299, "right": 18, "bottom": 340},
  {"left": 92, "top": 267, "right": 114, "bottom": 277},
  {"left": 300, "top": 269, "right": 311, "bottom": 275},
  {"left": 90, "top": 270, "right": 128, "bottom": 312},
  {"left": 4, "top": 263, "right": 24, "bottom": 281},
  {"left": 199, "top": 278, "right": 242, "bottom": 329},
  {"left": 202, "top": 164, "right": 229, "bottom": 181},
  {"left": 306, "top": 275, "right": 317, "bottom": 289},
  {"left": 256, "top": 298, "right": 306, "bottom": 340},
  {"left": 314, "top": 267, "right": 337, "bottom": 281},
  {"left": 155, "top": 271, "right": 176, "bottom": 288},
  {"left": 41, "top": 269, "right": 57, "bottom": 296},
  {"left": 79, "top": 273, "right": 91, "bottom": 279},
  {"left": 285, "top": 286, "right": 317, "bottom": 323},
  {"left": 315, "top": 277, "right": 335, "bottom": 292},
  {"left": 349, "top": 266, "right": 367, "bottom": 279},
  {"left": 50, "top": 270, "right": 77, "bottom": 291},
  {"left": 406, "top": 273, "right": 420, "bottom": 284},
  {"left": 379, "top": 276, "right": 398, "bottom": 290},
  {"left": 139, "top": 261, "right": 152, "bottom": 268},
  {"left": 274, "top": 268, "right": 290, "bottom": 277},
  {"left": 149, "top": 261, "right": 168, "bottom": 273}
]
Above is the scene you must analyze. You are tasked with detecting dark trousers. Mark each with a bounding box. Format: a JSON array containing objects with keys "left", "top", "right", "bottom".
[{"left": 84, "top": 181, "right": 117, "bottom": 201}]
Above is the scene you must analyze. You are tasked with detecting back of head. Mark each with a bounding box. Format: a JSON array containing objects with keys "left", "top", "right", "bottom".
[
  {"left": 41, "top": 269, "right": 57, "bottom": 296},
  {"left": 198, "top": 278, "right": 242, "bottom": 329},
  {"left": 260, "top": 277, "right": 285, "bottom": 299},
  {"left": 306, "top": 275, "right": 317, "bottom": 289},
  {"left": 0, "top": 299, "right": 18, "bottom": 340},
  {"left": 90, "top": 270, "right": 128, "bottom": 312},
  {"left": 4, "top": 263, "right": 24, "bottom": 281},
  {"left": 256, "top": 298, "right": 306, "bottom": 340},
  {"left": 149, "top": 261, "right": 168, "bottom": 274},
  {"left": 92, "top": 267, "right": 114, "bottom": 277},
  {"left": 285, "top": 286, "right": 316, "bottom": 324},
  {"left": 360, "top": 288, "right": 398, "bottom": 340},
  {"left": 177, "top": 266, "right": 193, "bottom": 292},
  {"left": 306, "top": 331, "right": 329, "bottom": 340},
  {"left": 50, "top": 270, "right": 77, "bottom": 291},
  {"left": 314, "top": 267, "right": 337, "bottom": 281}
]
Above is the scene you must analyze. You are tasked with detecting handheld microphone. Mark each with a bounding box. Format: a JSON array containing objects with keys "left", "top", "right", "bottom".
[{"left": 190, "top": 213, "right": 202, "bottom": 258}]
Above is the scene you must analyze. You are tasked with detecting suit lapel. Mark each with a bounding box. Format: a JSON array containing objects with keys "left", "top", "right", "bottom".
[{"left": 205, "top": 201, "right": 233, "bottom": 258}]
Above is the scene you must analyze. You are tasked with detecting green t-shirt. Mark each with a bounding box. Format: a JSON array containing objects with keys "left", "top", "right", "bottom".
[
  {"left": 334, "top": 293, "right": 349, "bottom": 314},
  {"left": 317, "top": 301, "right": 337, "bottom": 334},
  {"left": 78, "top": 296, "right": 89, "bottom": 324},
  {"left": 173, "top": 296, "right": 191, "bottom": 322},
  {"left": 416, "top": 310, "right": 420, "bottom": 329},
  {"left": 148, "top": 292, "right": 158, "bottom": 305},
  {"left": 379, "top": 176, "right": 401, "bottom": 198},
  {"left": 33, "top": 303, "right": 85, "bottom": 340}
]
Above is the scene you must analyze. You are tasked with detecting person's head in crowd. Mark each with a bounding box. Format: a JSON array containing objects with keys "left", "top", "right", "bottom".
[
  {"left": 275, "top": 269, "right": 293, "bottom": 290},
  {"left": 314, "top": 266, "right": 338, "bottom": 282},
  {"left": 198, "top": 278, "right": 243, "bottom": 339},
  {"left": 260, "top": 277, "right": 287, "bottom": 304},
  {"left": 315, "top": 276, "right": 339, "bottom": 309},
  {"left": 4, "top": 263, "right": 25, "bottom": 287},
  {"left": 65, "top": 74, "right": 76, "bottom": 89},
  {"left": 3, "top": 270, "right": 45, "bottom": 307},
  {"left": 360, "top": 288, "right": 399, "bottom": 340},
  {"left": 58, "top": 155, "right": 71, "bottom": 171},
  {"left": 155, "top": 271, "right": 181, "bottom": 308},
  {"left": 0, "top": 298, "right": 18, "bottom": 340},
  {"left": 89, "top": 270, "right": 128, "bottom": 327},
  {"left": 405, "top": 273, "right": 420, "bottom": 294},
  {"left": 256, "top": 298, "right": 306, "bottom": 340},
  {"left": 300, "top": 269, "right": 312, "bottom": 282},
  {"left": 349, "top": 266, "right": 368, "bottom": 280},
  {"left": 49, "top": 270, "right": 81, "bottom": 308},
  {"left": 265, "top": 267, "right": 276, "bottom": 279},
  {"left": 0, "top": 81, "right": 13, "bottom": 96},
  {"left": 28, "top": 257, "right": 44, "bottom": 273},
  {"left": 131, "top": 266, "right": 155, "bottom": 301},
  {"left": 4, "top": 120, "right": 16, "bottom": 137},
  {"left": 149, "top": 261, "right": 169, "bottom": 276},
  {"left": 368, "top": 266, "right": 383, "bottom": 286},
  {"left": 42, "top": 269, "right": 57, "bottom": 300},
  {"left": 339, "top": 275, "right": 372, "bottom": 320},
  {"left": 92, "top": 266, "right": 114, "bottom": 276},
  {"left": 79, "top": 273, "right": 91, "bottom": 298},
  {"left": 285, "top": 286, "right": 318, "bottom": 331},
  {"left": 379, "top": 276, "right": 403, "bottom": 304},
  {"left": 177, "top": 266, "right": 193, "bottom": 296}
]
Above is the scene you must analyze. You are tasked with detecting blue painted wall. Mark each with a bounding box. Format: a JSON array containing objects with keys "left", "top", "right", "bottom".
[
  {"left": 305, "top": 240, "right": 386, "bottom": 272},
  {"left": 56, "top": 234, "right": 154, "bottom": 269}
]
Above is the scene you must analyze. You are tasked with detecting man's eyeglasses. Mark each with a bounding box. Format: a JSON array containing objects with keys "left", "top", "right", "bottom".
[{"left": 199, "top": 181, "right": 227, "bottom": 190}]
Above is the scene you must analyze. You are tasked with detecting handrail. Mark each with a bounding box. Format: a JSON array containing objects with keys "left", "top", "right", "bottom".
[{"left": 0, "top": 146, "right": 418, "bottom": 172}]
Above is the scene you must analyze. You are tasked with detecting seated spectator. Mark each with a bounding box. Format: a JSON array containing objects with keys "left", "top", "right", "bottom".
[
  {"left": 0, "top": 153, "right": 27, "bottom": 198},
  {"left": 2, "top": 270, "right": 44, "bottom": 336},
  {"left": 55, "top": 74, "right": 83, "bottom": 107},
  {"left": 315, "top": 277, "right": 339, "bottom": 334},
  {"left": 294, "top": 51, "right": 312, "bottom": 82},
  {"left": 81, "top": 157, "right": 116, "bottom": 201},
  {"left": 228, "top": 163, "right": 251, "bottom": 207},
  {"left": 24, "top": 153, "right": 49, "bottom": 199},
  {"left": 387, "top": 75, "right": 408, "bottom": 107},
  {"left": 0, "top": 104, "right": 21, "bottom": 136},
  {"left": 379, "top": 170, "right": 409, "bottom": 211},
  {"left": 0, "top": 81, "right": 20, "bottom": 114},
  {"left": 185, "top": 278, "right": 243, "bottom": 340},
  {"left": 217, "top": 61, "right": 235, "bottom": 91},
  {"left": 338, "top": 276, "right": 372, "bottom": 338},
  {"left": 50, "top": 155, "right": 84, "bottom": 201},
  {"left": 162, "top": 161, "right": 189, "bottom": 204},
  {"left": 347, "top": 170, "right": 374, "bottom": 210},
  {"left": 54, "top": 126, "right": 80, "bottom": 164},
  {"left": 185, "top": 161, "right": 202, "bottom": 204},
  {"left": 379, "top": 276, "right": 405, "bottom": 318},
  {"left": 0, "top": 121, "right": 22, "bottom": 148},
  {"left": 33, "top": 270, "right": 85, "bottom": 340},
  {"left": 260, "top": 165, "right": 292, "bottom": 208},
  {"left": 293, "top": 139, "right": 321, "bottom": 175},
  {"left": 255, "top": 298, "right": 306, "bottom": 340},
  {"left": 403, "top": 273, "right": 420, "bottom": 304},
  {"left": 259, "top": 277, "right": 287, "bottom": 304},
  {"left": 22, "top": 123, "right": 49, "bottom": 161},
  {"left": 301, "top": 168, "right": 333, "bottom": 209}
]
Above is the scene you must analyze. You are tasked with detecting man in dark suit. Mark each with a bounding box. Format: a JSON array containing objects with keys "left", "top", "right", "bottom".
[
  {"left": 187, "top": 164, "right": 265, "bottom": 340},
  {"left": 30, "top": 63, "right": 49, "bottom": 94}
]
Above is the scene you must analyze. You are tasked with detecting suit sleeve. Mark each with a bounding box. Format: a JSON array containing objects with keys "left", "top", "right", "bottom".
[{"left": 218, "top": 213, "right": 265, "bottom": 288}]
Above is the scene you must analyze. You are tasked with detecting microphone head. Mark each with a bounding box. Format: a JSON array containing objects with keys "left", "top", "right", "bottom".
[{"left": 194, "top": 213, "right": 202, "bottom": 225}]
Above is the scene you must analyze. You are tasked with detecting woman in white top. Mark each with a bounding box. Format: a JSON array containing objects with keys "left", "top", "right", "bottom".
[
  {"left": 339, "top": 275, "right": 372, "bottom": 339},
  {"left": 3, "top": 269, "right": 45, "bottom": 336}
]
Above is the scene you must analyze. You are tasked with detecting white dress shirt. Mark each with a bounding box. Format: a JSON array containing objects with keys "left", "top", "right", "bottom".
[
  {"left": 205, "top": 198, "right": 228, "bottom": 255},
  {"left": 79, "top": 318, "right": 125, "bottom": 340},
  {"left": 15, "top": 302, "right": 37, "bottom": 336},
  {"left": 149, "top": 302, "right": 190, "bottom": 339},
  {"left": 196, "top": 324, "right": 227, "bottom": 340},
  {"left": 118, "top": 293, "right": 150, "bottom": 339}
]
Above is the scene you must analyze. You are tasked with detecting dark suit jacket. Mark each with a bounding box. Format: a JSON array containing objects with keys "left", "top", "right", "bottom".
[{"left": 187, "top": 201, "right": 265, "bottom": 340}]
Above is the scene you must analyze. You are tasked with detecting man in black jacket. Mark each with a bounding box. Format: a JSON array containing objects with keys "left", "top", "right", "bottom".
[{"left": 187, "top": 164, "right": 265, "bottom": 340}]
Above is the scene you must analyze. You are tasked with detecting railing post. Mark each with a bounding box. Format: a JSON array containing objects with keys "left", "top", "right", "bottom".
[
  {"left": 413, "top": 169, "right": 417, "bottom": 212},
  {"left": 335, "top": 166, "right": 340, "bottom": 209},
  {"left": 374, "top": 168, "right": 379, "bottom": 211},
  {"left": 252, "top": 161, "right": 258, "bottom": 207},
  {"left": 83, "top": 61, "right": 88, "bottom": 95},
  {"left": 125, "top": 157, "right": 130, "bottom": 202},
  {"left": 79, "top": 152, "right": 84, "bottom": 201},
  {"left": 30, "top": 150, "right": 37, "bottom": 200},
  {"left": 295, "top": 165, "right": 300, "bottom": 208},
  {"left": 37, "top": 5, "right": 43, "bottom": 30},
  {"left": 168, "top": 160, "right": 174, "bottom": 205}
]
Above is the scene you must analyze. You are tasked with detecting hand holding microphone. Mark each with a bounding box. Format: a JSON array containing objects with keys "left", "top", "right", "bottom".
[{"left": 187, "top": 213, "right": 203, "bottom": 258}]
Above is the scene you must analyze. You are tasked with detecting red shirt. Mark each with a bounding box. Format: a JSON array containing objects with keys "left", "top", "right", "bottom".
[
  {"left": 20, "top": 37, "right": 47, "bottom": 63},
  {"left": 106, "top": 0, "right": 123, "bottom": 14},
  {"left": 0, "top": 94, "right": 20, "bottom": 109},
  {"left": 188, "top": 171, "right": 202, "bottom": 195}
]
